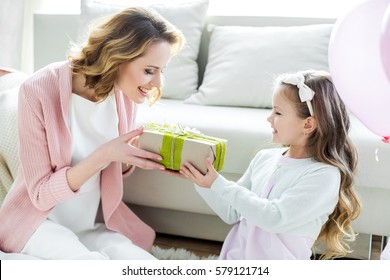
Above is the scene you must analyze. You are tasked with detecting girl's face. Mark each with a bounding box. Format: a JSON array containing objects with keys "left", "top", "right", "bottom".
[
  {"left": 116, "top": 41, "right": 172, "bottom": 104},
  {"left": 267, "top": 89, "right": 308, "bottom": 148}
]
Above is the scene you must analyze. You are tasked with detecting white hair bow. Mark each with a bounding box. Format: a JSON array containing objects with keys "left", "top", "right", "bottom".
[{"left": 282, "top": 74, "right": 315, "bottom": 116}]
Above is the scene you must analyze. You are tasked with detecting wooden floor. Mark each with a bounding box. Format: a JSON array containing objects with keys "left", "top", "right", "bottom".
[
  {"left": 154, "top": 233, "right": 223, "bottom": 259},
  {"left": 154, "top": 233, "right": 385, "bottom": 260},
  {"left": 367, "top": 235, "right": 385, "bottom": 260}
]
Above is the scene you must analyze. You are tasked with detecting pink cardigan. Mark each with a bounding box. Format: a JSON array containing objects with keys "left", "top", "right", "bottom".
[{"left": 0, "top": 61, "right": 155, "bottom": 253}]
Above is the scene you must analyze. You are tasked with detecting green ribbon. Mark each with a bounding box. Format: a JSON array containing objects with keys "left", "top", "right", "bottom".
[{"left": 145, "top": 124, "right": 226, "bottom": 172}]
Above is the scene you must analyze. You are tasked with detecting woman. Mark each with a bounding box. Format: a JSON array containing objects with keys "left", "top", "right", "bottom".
[{"left": 0, "top": 6, "right": 183, "bottom": 259}]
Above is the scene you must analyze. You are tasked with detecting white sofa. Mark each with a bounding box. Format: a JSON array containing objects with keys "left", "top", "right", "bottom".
[{"left": 1, "top": 4, "right": 390, "bottom": 259}]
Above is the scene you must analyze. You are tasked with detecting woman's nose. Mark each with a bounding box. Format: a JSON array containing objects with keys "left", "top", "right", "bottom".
[{"left": 151, "top": 73, "right": 163, "bottom": 88}]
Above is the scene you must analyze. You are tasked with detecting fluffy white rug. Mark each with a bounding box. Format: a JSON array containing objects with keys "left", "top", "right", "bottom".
[{"left": 151, "top": 246, "right": 218, "bottom": 260}]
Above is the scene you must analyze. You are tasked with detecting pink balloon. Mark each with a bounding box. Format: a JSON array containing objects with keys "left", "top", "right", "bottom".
[
  {"left": 329, "top": 0, "right": 390, "bottom": 138},
  {"left": 381, "top": 4, "right": 390, "bottom": 82}
]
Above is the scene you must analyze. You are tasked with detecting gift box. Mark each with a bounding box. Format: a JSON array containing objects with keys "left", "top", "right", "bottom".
[{"left": 139, "top": 123, "right": 227, "bottom": 174}]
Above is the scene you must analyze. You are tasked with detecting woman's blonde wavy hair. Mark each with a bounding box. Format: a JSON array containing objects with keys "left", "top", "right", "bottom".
[
  {"left": 275, "top": 70, "right": 361, "bottom": 260},
  {"left": 68, "top": 6, "right": 184, "bottom": 104}
]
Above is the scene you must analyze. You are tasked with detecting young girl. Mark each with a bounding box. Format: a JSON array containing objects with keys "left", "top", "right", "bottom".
[
  {"left": 0, "top": 7, "right": 183, "bottom": 259},
  {"left": 180, "top": 70, "right": 361, "bottom": 260}
]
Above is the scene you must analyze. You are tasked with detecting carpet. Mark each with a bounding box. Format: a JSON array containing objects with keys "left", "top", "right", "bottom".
[{"left": 151, "top": 246, "right": 219, "bottom": 260}]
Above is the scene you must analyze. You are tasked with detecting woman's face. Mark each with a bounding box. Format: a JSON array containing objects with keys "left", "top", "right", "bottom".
[{"left": 116, "top": 41, "right": 172, "bottom": 104}]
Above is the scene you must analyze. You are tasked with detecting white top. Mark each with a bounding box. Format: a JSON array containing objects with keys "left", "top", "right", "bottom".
[
  {"left": 195, "top": 148, "right": 341, "bottom": 259},
  {"left": 48, "top": 93, "right": 119, "bottom": 233}
]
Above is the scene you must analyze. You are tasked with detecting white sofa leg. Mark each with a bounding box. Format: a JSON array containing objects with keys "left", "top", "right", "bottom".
[
  {"left": 368, "top": 234, "right": 373, "bottom": 260},
  {"left": 380, "top": 236, "right": 388, "bottom": 253},
  {"left": 367, "top": 235, "right": 388, "bottom": 259}
]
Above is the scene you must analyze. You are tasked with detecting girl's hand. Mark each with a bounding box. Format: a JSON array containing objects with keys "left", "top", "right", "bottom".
[
  {"left": 180, "top": 158, "right": 218, "bottom": 188},
  {"left": 98, "top": 126, "right": 165, "bottom": 171}
]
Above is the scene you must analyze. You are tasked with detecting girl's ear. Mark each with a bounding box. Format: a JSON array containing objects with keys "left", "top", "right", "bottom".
[{"left": 303, "top": 116, "right": 317, "bottom": 134}]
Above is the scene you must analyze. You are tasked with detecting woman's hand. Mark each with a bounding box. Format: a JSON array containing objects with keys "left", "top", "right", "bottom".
[
  {"left": 67, "top": 126, "right": 164, "bottom": 192},
  {"left": 179, "top": 158, "right": 218, "bottom": 188},
  {"left": 98, "top": 126, "right": 165, "bottom": 171}
]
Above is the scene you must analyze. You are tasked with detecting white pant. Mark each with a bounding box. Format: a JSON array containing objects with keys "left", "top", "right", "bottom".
[
  {"left": 21, "top": 220, "right": 156, "bottom": 260},
  {"left": 381, "top": 242, "right": 390, "bottom": 260}
]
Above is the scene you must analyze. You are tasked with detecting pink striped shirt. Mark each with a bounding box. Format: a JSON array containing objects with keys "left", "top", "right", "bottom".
[{"left": 0, "top": 61, "right": 155, "bottom": 253}]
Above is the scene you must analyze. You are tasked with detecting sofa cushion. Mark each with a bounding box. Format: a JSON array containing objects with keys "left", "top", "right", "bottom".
[
  {"left": 0, "top": 71, "right": 28, "bottom": 206},
  {"left": 185, "top": 24, "right": 333, "bottom": 108},
  {"left": 0, "top": 69, "right": 27, "bottom": 91},
  {"left": 78, "top": 0, "right": 209, "bottom": 100},
  {"left": 349, "top": 114, "right": 390, "bottom": 190}
]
